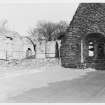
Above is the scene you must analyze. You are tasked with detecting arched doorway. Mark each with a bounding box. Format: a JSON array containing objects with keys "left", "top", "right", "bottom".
[{"left": 85, "top": 33, "right": 105, "bottom": 70}]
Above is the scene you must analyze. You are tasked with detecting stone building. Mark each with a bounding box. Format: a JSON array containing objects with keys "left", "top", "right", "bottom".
[{"left": 60, "top": 3, "right": 105, "bottom": 70}]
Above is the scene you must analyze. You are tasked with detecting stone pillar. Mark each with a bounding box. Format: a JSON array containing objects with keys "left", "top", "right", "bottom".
[{"left": 94, "top": 42, "right": 98, "bottom": 59}]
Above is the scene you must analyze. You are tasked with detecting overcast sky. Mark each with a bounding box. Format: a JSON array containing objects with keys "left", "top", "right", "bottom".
[{"left": 0, "top": 3, "right": 79, "bottom": 36}]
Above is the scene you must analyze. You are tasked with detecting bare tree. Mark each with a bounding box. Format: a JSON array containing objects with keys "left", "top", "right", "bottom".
[
  {"left": 51, "top": 21, "right": 69, "bottom": 40},
  {"left": 28, "top": 20, "right": 69, "bottom": 42}
]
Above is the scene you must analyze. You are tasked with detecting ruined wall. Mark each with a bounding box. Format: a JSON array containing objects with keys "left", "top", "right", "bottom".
[{"left": 60, "top": 3, "right": 105, "bottom": 68}]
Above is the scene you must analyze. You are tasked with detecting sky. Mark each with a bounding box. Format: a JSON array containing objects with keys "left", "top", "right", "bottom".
[{"left": 0, "top": 2, "right": 79, "bottom": 36}]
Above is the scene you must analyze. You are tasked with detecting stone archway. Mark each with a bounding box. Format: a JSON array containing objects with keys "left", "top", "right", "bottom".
[{"left": 84, "top": 33, "right": 105, "bottom": 70}]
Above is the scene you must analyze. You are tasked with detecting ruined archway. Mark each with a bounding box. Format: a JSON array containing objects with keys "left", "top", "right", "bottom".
[{"left": 84, "top": 33, "right": 105, "bottom": 70}]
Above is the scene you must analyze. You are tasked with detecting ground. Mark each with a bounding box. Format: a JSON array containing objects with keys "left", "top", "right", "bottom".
[
  {"left": 0, "top": 58, "right": 104, "bottom": 103},
  {"left": 8, "top": 71, "right": 105, "bottom": 103}
]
